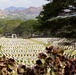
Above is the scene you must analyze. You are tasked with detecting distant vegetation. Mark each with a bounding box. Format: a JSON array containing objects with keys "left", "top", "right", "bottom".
[
  {"left": 0, "top": 19, "right": 23, "bottom": 36},
  {"left": 0, "top": 19, "right": 41, "bottom": 38},
  {"left": 0, "top": 17, "right": 76, "bottom": 38},
  {"left": 14, "top": 19, "right": 41, "bottom": 38}
]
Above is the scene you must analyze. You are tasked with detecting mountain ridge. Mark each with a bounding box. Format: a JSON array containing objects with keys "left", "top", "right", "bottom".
[
  {"left": 4, "top": 6, "right": 26, "bottom": 11},
  {"left": 0, "top": 6, "right": 42, "bottom": 20}
]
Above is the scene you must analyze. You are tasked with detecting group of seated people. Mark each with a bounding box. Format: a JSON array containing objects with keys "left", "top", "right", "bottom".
[{"left": 0, "top": 45, "right": 76, "bottom": 75}]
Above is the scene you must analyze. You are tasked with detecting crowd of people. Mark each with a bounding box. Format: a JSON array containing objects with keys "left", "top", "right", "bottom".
[{"left": 0, "top": 45, "right": 76, "bottom": 75}]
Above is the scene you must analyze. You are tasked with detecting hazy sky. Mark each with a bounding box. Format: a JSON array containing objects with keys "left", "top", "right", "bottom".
[{"left": 0, "top": 0, "right": 49, "bottom": 9}]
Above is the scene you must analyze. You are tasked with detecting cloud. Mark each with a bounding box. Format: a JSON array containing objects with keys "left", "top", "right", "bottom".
[
  {"left": 0, "top": 0, "right": 10, "bottom": 2},
  {"left": 0, "top": 0, "right": 48, "bottom": 9},
  {"left": 9, "top": 0, "right": 33, "bottom": 7}
]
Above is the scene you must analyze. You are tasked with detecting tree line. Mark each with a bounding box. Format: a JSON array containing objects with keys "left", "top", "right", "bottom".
[
  {"left": 0, "top": 19, "right": 41, "bottom": 38},
  {"left": 0, "top": 17, "right": 76, "bottom": 38}
]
